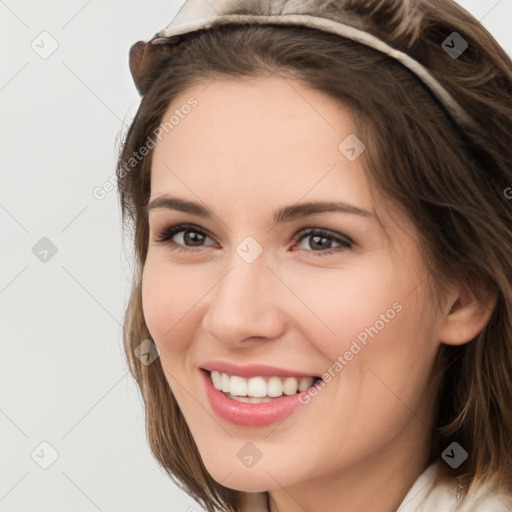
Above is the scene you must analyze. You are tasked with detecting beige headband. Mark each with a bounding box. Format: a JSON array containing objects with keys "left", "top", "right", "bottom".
[{"left": 142, "top": 0, "right": 478, "bottom": 134}]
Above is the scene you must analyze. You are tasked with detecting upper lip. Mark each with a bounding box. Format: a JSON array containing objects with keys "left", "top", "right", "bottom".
[{"left": 201, "top": 360, "right": 319, "bottom": 379}]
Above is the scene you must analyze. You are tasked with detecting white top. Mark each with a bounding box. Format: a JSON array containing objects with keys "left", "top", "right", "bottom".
[{"left": 239, "top": 462, "right": 512, "bottom": 512}]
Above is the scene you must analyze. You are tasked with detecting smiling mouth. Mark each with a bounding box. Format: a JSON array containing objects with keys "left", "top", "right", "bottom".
[{"left": 204, "top": 369, "right": 323, "bottom": 403}]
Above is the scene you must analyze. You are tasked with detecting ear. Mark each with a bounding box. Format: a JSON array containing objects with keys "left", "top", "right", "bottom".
[
  {"left": 129, "top": 40, "right": 169, "bottom": 95},
  {"left": 439, "top": 283, "right": 497, "bottom": 346}
]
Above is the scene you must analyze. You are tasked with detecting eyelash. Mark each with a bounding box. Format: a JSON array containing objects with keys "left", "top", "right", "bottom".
[{"left": 153, "top": 223, "right": 352, "bottom": 257}]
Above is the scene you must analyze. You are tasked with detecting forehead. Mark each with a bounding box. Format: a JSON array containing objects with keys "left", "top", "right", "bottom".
[
  {"left": 150, "top": 76, "right": 371, "bottom": 209},
  {"left": 155, "top": 75, "right": 358, "bottom": 151}
]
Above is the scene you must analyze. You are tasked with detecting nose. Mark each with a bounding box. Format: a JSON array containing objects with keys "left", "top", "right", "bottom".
[{"left": 201, "top": 253, "right": 286, "bottom": 346}]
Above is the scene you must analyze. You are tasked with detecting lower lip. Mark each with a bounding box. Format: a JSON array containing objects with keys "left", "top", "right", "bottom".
[{"left": 200, "top": 369, "right": 311, "bottom": 427}]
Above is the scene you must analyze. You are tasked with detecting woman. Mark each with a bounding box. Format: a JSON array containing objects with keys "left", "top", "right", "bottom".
[{"left": 117, "top": 1, "right": 512, "bottom": 510}]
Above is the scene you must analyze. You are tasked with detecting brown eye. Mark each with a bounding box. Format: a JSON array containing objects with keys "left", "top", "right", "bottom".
[
  {"left": 292, "top": 228, "right": 352, "bottom": 257},
  {"left": 154, "top": 224, "right": 215, "bottom": 252}
]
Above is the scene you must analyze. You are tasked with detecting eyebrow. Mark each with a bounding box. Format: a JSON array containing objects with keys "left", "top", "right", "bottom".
[{"left": 145, "top": 195, "right": 375, "bottom": 223}]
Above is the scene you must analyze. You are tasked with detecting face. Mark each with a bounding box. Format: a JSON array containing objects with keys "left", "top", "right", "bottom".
[{"left": 142, "top": 76, "right": 444, "bottom": 493}]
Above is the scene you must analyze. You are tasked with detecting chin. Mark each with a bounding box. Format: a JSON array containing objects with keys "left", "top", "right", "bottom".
[
  {"left": 216, "top": 474, "right": 272, "bottom": 493},
  {"left": 203, "top": 460, "right": 275, "bottom": 492}
]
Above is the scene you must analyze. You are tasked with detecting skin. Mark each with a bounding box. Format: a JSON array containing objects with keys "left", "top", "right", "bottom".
[{"left": 141, "top": 76, "right": 496, "bottom": 512}]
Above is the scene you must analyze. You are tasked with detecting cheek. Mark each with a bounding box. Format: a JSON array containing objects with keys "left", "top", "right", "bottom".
[
  {"left": 141, "top": 261, "right": 168, "bottom": 340},
  {"left": 141, "top": 258, "right": 191, "bottom": 350},
  {"left": 292, "top": 257, "right": 434, "bottom": 403},
  {"left": 284, "top": 257, "right": 404, "bottom": 356},
  {"left": 141, "top": 256, "right": 214, "bottom": 367},
  {"left": 329, "top": 285, "right": 436, "bottom": 422}
]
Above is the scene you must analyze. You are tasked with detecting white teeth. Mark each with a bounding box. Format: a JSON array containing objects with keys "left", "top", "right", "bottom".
[
  {"left": 229, "top": 375, "right": 248, "bottom": 396},
  {"left": 283, "top": 377, "right": 299, "bottom": 395},
  {"left": 298, "top": 377, "right": 313, "bottom": 392},
  {"left": 247, "top": 377, "right": 267, "bottom": 397},
  {"left": 227, "top": 394, "right": 272, "bottom": 404},
  {"left": 210, "top": 371, "right": 315, "bottom": 398},
  {"left": 221, "top": 372, "right": 230, "bottom": 393},
  {"left": 211, "top": 370, "right": 222, "bottom": 390},
  {"left": 267, "top": 376, "right": 283, "bottom": 398}
]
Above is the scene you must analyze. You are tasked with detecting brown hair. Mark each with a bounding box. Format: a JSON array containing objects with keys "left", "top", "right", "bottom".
[{"left": 116, "top": 1, "right": 512, "bottom": 510}]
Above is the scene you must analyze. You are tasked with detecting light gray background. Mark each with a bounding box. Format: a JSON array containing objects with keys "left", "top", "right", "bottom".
[{"left": 1, "top": 1, "right": 511, "bottom": 511}]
